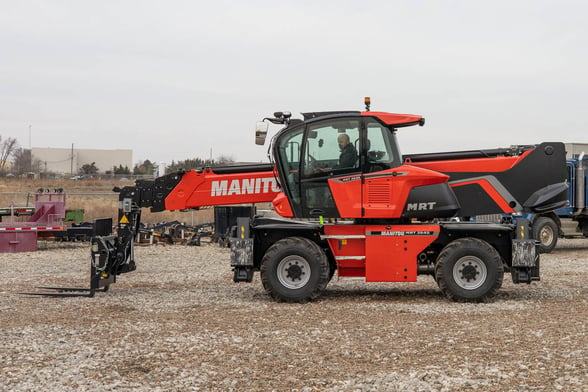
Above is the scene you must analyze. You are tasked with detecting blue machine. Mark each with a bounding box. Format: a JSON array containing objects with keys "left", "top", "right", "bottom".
[{"left": 514, "top": 152, "right": 587, "bottom": 252}]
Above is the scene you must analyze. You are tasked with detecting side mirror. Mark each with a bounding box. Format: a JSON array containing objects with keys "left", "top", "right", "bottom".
[{"left": 255, "top": 121, "right": 269, "bottom": 145}]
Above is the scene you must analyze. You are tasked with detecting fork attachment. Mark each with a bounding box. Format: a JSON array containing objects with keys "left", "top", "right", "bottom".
[{"left": 22, "top": 192, "right": 143, "bottom": 298}]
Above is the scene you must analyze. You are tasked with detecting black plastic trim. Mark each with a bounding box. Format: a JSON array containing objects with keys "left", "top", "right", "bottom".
[{"left": 210, "top": 163, "right": 275, "bottom": 174}]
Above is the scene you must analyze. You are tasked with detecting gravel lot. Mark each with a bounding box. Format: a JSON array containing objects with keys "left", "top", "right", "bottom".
[{"left": 1, "top": 239, "right": 586, "bottom": 391}]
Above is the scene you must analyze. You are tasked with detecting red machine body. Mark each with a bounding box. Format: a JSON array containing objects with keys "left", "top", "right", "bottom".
[
  {"left": 107, "top": 107, "right": 567, "bottom": 303},
  {"left": 404, "top": 152, "right": 533, "bottom": 215},
  {"left": 328, "top": 166, "right": 450, "bottom": 219},
  {"left": 323, "top": 223, "right": 438, "bottom": 281}
]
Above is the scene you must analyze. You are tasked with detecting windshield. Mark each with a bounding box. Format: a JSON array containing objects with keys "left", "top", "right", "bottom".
[{"left": 365, "top": 120, "right": 402, "bottom": 171}]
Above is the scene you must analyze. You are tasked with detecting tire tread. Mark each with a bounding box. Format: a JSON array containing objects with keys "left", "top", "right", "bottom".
[
  {"left": 260, "top": 237, "right": 329, "bottom": 303},
  {"left": 435, "top": 237, "right": 504, "bottom": 303}
]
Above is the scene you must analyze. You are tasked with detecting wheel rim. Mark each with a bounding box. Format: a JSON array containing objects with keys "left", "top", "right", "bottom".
[
  {"left": 277, "top": 255, "right": 311, "bottom": 290},
  {"left": 539, "top": 225, "right": 554, "bottom": 247},
  {"left": 453, "top": 256, "right": 487, "bottom": 290}
]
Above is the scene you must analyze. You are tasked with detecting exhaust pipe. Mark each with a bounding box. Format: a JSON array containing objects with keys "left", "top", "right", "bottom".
[{"left": 576, "top": 152, "right": 585, "bottom": 213}]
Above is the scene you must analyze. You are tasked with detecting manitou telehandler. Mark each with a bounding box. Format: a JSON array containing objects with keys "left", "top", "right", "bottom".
[{"left": 37, "top": 101, "right": 569, "bottom": 302}]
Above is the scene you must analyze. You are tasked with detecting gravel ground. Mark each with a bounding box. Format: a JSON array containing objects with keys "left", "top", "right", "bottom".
[{"left": 1, "top": 238, "right": 586, "bottom": 391}]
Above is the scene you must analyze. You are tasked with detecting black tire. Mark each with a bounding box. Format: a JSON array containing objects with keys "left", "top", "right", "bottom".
[
  {"left": 435, "top": 238, "right": 504, "bottom": 302},
  {"left": 327, "top": 260, "right": 337, "bottom": 282},
  {"left": 532, "top": 217, "right": 558, "bottom": 254},
  {"left": 260, "top": 237, "right": 330, "bottom": 303}
]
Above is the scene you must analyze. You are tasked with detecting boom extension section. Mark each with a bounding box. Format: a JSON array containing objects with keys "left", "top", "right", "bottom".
[{"left": 123, "top": 164, "right": 279, "bottom": 213}]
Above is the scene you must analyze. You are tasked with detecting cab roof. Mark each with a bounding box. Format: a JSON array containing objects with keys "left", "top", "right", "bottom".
[{"left": 301, "top": 111, "right": 424, "bottom": 127}]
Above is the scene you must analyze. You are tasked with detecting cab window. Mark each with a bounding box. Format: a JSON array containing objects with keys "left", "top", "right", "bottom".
[
  {"left": 276, "top": 126, "right": 303, "bottom": 207},
  {"left": 365, "top": 121, "right": 402, "bottom": 172},
  {"left": 302, "top": 119, "right": 360, "bottom": 177}
]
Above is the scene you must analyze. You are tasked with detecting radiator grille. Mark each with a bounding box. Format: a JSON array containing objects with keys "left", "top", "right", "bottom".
[{"left": 367, "top": 184, "right": 390, "bottom": 205}]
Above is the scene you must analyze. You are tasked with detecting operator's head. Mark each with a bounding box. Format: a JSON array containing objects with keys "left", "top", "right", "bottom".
[{"left": 338, "top": 133, "right": 350, "bottom": 150}]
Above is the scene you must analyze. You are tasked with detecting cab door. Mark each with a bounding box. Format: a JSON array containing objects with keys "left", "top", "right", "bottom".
[
  {"left": 326, "top": 118, "right": 405, "bottom": 218},
  {"left": 299, "top": 118, "right": 361, "bottom": 218},
  {"left": 359, "top": 120, "right": 405, "bottom": 218}
]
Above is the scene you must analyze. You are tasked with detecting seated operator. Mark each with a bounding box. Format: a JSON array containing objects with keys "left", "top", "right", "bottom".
[{"left": 337, "top": 133, "right": 357, "bottom": 169}]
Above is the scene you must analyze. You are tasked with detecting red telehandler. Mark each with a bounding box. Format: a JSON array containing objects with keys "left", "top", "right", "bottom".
[{"left": 33, "top": 101, "right": 569, "bottom": 302}]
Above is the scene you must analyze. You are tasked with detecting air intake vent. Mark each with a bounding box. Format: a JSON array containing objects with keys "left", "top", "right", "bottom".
[{"left": 367, "top": 183, "right": 390, "bottom": 205}]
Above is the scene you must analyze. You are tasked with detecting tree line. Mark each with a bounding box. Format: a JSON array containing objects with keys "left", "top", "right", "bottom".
[
  {"left": 165, "top": 155, "right": 234, "bottom": 174},
  {"left": 0, "top": 135, "right": 234, "bottom": 177},
  {"left": 77, "top": 155, "right": 235, "bottom": 176}
]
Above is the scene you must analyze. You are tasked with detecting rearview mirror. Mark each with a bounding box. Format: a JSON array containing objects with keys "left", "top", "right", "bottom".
[{"left": 255, "top": 121, "right": 269, "bottom": 145}]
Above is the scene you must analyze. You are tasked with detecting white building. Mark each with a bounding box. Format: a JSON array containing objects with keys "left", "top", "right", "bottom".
[
  {"left": 32, "top": 147, "right": 133, "bottom": 175},
  {"left": 565, "top": 143, "right": 588, "bottom": 159}
]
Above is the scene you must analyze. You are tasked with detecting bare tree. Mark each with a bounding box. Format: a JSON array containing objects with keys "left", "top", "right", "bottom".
[
  {"left": 12, "top": 148, "right": 35, "bottom": 175},
  {"left": 0, "top": 136, "right": 18, "bottom": 174}
]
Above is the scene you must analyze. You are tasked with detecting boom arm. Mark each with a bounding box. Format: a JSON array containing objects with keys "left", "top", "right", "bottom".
[
  {"left": 85, "top": 163, "right": 282, "bottom": 290},
  {"left": 117, "top": 163, "right": 280, "bottom": 213}
]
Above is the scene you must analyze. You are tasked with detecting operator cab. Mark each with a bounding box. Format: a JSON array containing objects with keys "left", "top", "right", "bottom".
[{"left": 269, "top": 111, "right": 423, "bottom": 218}]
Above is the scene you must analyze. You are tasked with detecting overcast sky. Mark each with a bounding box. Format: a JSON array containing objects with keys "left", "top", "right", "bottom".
[{"left": 1, "top": 0, "right": 587, "bottom": 167}]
